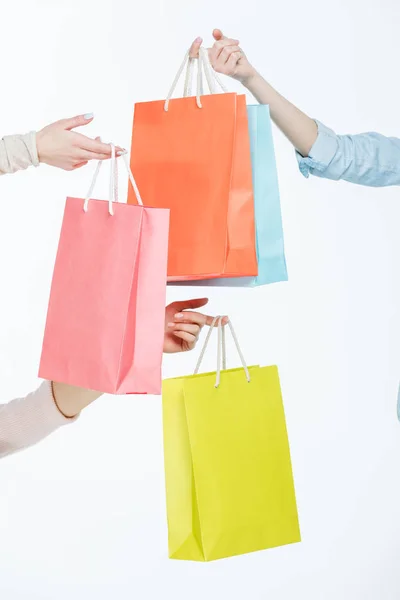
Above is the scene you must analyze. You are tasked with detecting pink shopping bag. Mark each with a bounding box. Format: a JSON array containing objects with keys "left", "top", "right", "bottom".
[{"left": 39, "top": 149, "right": 169, "bottom": 395}]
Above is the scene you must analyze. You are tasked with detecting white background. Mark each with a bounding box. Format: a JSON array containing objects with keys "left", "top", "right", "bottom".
[{"left": 1, "top": 0, "right": 400, "bottom": 598}]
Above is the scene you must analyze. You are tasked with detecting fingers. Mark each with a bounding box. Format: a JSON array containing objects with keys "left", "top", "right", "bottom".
[
  {"left": 210, "top": 315, "right": 229, "bottom": 326},
  {"left": 74, "top": 150, "right": 114, "bottom": 162},
  {"left": 173, "top": 311, "right": 229, "bottom": 327},
  {"left": 168, "top": 322, "right": 202, "bottom": 351},
  {"left": 168, "top": 323, "right": 200, "bottom": 337},
  {"left": 169, "top": 297, "right": 209, "bottom": 312},
  {"left": 58, "top": 113, "right": 94, "bottom": 131},
  {"left": 171, "top": 330, "right": 198, "bottom": 350},
  {"left": 212, "top": 28, "right": 224, "bottom": 41},
  {"left": 189, "top": 36, "right": 203, "bottom": 58},
  {"left": 211, "top": 37, "right": 240, "bottom": 62},
  {"left": 225, "top": 49, "right": 242, "bottom": 73},
  {"left": 72, "top": 161, "right": 89, "bottom": 170},
  {"left": 75, "top": 133, "right": 124, "bottom": 156},
  {"left": 219, "top": 45, "right": 241, "bottom": 66},
  {"left": 173, "top": 310, "right": 211, "bottom": 327}
]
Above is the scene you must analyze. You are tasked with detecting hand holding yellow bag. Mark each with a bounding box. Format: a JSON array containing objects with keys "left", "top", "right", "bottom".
[{"left": 162, "top": 317, "right": 301, "bottom": 562}]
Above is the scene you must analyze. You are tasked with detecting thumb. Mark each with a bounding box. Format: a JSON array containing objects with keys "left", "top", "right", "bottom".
[
  {"left": 171, "top": 297, "right": 209, "bottom": 311},
  {"left": 213, "top": 28, "right": 224, "bottom": 41},
  {"left": 189, "top": 36, "right": 203, "bottom": 58},
  {"left": 58, "top": 113, "right": 94, "bottom": 131}
]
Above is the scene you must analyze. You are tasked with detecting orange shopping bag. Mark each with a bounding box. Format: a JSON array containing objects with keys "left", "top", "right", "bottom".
[{"left": 128, "top": 49, "right": 257, "bottom": 282}]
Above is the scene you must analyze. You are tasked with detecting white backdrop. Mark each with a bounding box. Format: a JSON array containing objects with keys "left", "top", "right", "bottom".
[{"left": 1, "top": 0, "right": 400, "bottom": 598}]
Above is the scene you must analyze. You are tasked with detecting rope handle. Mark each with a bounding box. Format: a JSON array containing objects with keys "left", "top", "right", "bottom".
[
  {"left": 164, "top": 45, "right": 229, "bottom": 112},
  {"left": 184, "top": 47, "right": 229, "bottom": 96},
  {"left": 193, "top": 317, "right": 250, "bottom": 387},
  {"left": 184, "top": 47, "right": 229, "bottom": 98},
  {"left": 83, "top": 147, "right": 143, "bottom": 214},
  {"left": 165, "top": 46, "right": 212, "bottom": 111},
  {"left": 183, "top": 56, "right": 196, "bottom": 97},
  {"left": 198, "top": 47, "right": 229, "bottom": 95}
]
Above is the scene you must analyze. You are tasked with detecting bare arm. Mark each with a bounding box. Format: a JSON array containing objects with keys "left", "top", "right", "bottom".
[
  {"left": 240, "top": 72, "right": 317, "bottom": 157},
  {"left": 191, "top": 31, "right": 400, "bottom": 188},
  {"left": 0, "top": 114, "right": 122, "bottom": 176},
  {"left": 0, "top": 300, "right": 225, "bottom": 458},
  {"left": 190, "top": 30, "right": 317, "bottom": 157}
]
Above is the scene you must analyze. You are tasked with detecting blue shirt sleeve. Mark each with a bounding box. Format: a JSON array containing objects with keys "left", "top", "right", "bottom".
[{"left": 296, "top": 120, "right": 400, "bottom": 187}]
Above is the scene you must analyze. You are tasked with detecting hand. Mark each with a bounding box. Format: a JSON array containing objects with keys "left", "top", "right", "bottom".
[
  {"left": 189, "top": 29, "right": 257, "bottom": 85},
  {"left": 36, "top": 114, "right": 124, "bottom": 171},
  {"left": 164, "top": 298, "right": 228, "bottom": 353}
]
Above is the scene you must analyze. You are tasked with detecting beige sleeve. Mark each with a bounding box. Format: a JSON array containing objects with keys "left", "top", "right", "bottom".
[
  {"left": 0, "top": 132, "right": 40, "bottom": 175},
  {"left": 0, "top": 381, "right": 78, "bottom": 459}
]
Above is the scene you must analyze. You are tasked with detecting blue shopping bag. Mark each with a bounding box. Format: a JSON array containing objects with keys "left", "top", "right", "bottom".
[{"left": 168, "top": 104, "right": 288, "bottom": 287}]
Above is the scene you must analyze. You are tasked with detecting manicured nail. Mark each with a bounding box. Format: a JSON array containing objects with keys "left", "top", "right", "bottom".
[
  {"left": 117, "top": 149, "right": 127, "bottom": 156},
  {"left": 175, "top": 313, "right": 184, "bottom": 319},
  {"left": 195, "top": 37, "right": 202, "bottom": 43},
  {"left": 84, "top": 113, "right": 94, "bottom": 120}
]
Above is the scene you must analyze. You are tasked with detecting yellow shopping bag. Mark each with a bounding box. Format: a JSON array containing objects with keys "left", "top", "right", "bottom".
[{"left": 162, "top": 317, "right": 301, "bottom": 562}]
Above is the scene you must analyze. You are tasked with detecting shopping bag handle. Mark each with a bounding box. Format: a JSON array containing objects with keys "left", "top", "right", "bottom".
[
  {"left": 183, "top": 47, "right": 229, "bottom": 97},
  {"left": 194, "top": 316, "right": 251, "bottom": 388},
  {"left": 198, "top": 47, "right": 228, "bottom": 95},
  {"left": 165, "top": 47, "right": 212, "bottom": 112},
  {"left": 83, "top": 146, "right": 143, "bottom": 215},
  {"left": 165, "top": 45, "right": 228, "bottom": 112}
]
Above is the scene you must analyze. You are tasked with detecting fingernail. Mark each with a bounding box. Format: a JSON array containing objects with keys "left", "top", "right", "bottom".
[
  {"left": 84, "top": 113, "right": 94, "bottom": 120},
  {"left": 195, "top": 37, "right": 202, "bottom": 43},
  {"left": 175, "top": 313, "right": 184, "bottom": 319},
  {"left": 167, "top": 323, "right": 175, "bottom": 328},
  {"left": 117, "top": 149, "right": 127, "bottom": 156}
]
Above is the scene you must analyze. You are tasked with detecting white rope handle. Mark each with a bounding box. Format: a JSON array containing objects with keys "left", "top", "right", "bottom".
[
  {"left": 222, "top": 320, "right": 251, "bottom": 386},
  {"left": 83, "top": 143, "right": 117, "bottom": 216},
  {"left": 194, "top": 315, "right": 220, "bottom": 375},
  {"left": 164, "top": 45, "right": 229, "bottom": 112},
  {"left": 108, "top": 144, "right": 118, "bottom": 216},
  {"left": 199, "top": 47, "right": 229, "bottom": 94},
  {"left": 194, "top": 317, "right": 250, "bottom": 387},
  {"left": 83, "top": 160, "right": 102, "bottom": 211},
  {"left": 83, "top": 145, "right": 143, "bottom": 212},
  {"left": 182, "top": 46, "right": 229, "bottom": 103},
  {"left": 183, "top": 57, "right": 195, "bottom": 97},
  {"left": 120, "top": 152, "right": 144, "bottom": 206},
  {"left": 183, "top": 53, "right": 213, "bottom": 97},
  {"left": 221, "top": 323, "right": 227, "bottom": 371},
  {"left": 165, "top": 50, "right": 203, "bottom": 111}
]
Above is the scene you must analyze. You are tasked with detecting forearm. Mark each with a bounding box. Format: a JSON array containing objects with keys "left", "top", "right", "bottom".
[
  {"left": 0, "top": 381, "right": 101, "bottom": 459},
  {"left": 243, "top": 72, "right": 318, "bottom": 157},
  {"left": 0, "top": 132, "right": 39, "bottom": 175},
  {"left": 0, "top": 381, "right": 75, "bottom": 458},
  {"left": 244, "top": 72, "right": 400, "bottom": 187}
]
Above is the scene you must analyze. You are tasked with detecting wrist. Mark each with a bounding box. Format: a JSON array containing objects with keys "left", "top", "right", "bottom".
[
  {"left": 51, "top": 381, "right": 76, "bottom": 419},
  {"left": 240, "top": 69, "right": 262, "bottom": 90},
  {"left": 35, "top": 129, "right": 45, "bottom": 164}
]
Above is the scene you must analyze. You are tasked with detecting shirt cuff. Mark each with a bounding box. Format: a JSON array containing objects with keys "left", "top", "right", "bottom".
[
  {"left": 26, "top": 131, "right": 40, "bottom": 167},
  {"left": 296, "top": 120, "right": 339, "bottom": 178}
]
